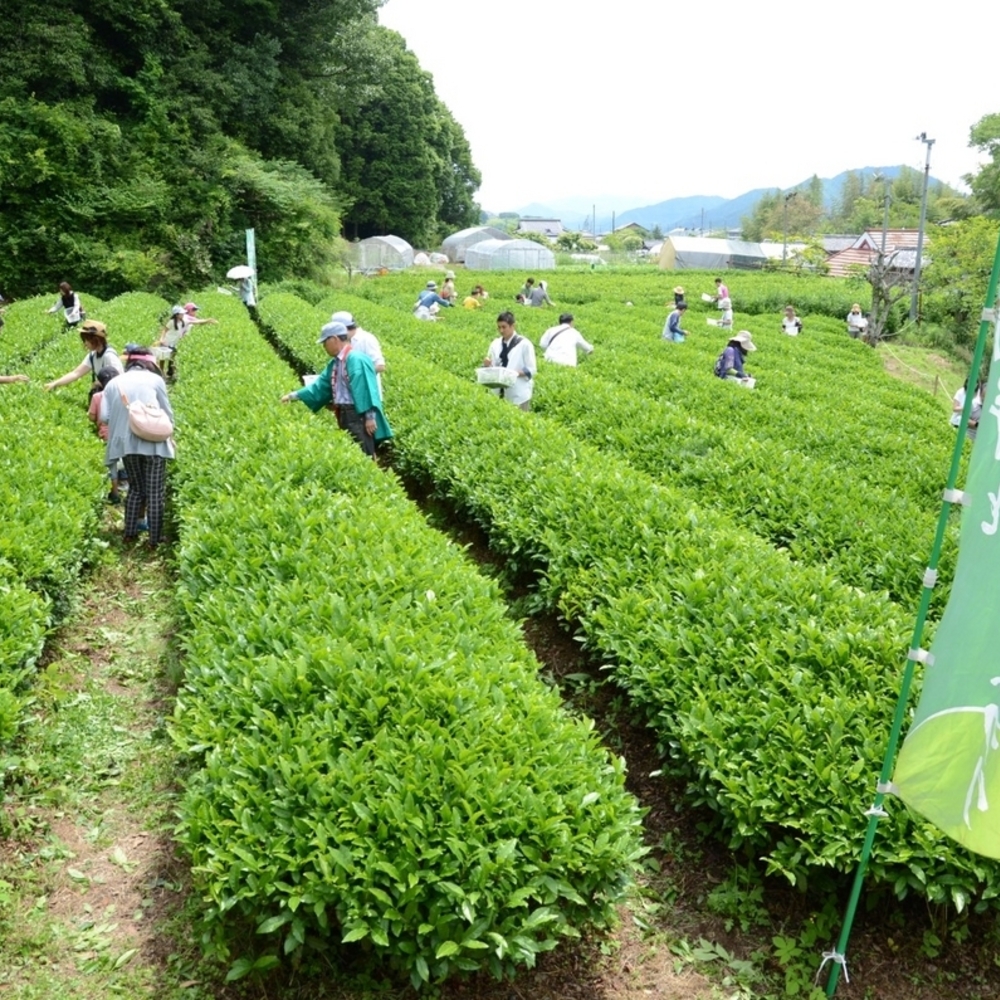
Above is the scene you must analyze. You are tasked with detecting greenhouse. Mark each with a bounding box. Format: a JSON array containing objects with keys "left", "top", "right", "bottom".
[
  {"left": 658, "top": 236, "right": 771, "bottom": 271},
  {"left": 351, "top": 235, "right": 414, "bottom": 272},
  {"left": 441, "top": 226, "right": 512, "bottom": 263},
  {"left": 464, "top": 239, "right": 555, "bottom": 271}
]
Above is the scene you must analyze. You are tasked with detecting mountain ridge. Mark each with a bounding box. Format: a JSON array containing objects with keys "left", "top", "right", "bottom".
[{"left": 504, "top": 166, "right": 931, "bottom": 234}]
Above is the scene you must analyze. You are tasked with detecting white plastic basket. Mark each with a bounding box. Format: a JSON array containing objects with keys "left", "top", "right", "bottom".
[{"left": 476, "top": 366, "right": 518, "bottom": 389}]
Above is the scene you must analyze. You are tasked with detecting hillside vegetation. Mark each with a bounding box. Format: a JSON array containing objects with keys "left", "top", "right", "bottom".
[{"left": 1, "top": 2, "right": 479, "bottom": 299}]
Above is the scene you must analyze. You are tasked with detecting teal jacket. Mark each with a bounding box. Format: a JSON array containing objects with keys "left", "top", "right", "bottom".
[{"left": 295, "top": 351, "right": 393, "bottom": 442}]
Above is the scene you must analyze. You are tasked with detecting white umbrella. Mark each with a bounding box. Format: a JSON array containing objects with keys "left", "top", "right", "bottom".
[{"left": 226, "top": 264, "right": 254, "bottom": 280}]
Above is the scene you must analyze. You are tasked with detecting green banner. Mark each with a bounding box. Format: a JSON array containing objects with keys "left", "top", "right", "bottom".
[{"left": 894, "top": 343, "right": 1000, "bottom": 858}]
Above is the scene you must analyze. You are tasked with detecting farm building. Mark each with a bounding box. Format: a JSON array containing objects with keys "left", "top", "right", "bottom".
[
  {"left": 821, "top": 234, "right": 860, "bottom": 253},
  {"left": 441, "top": 226, "right": 512, "bottom": 263},
  {"left": 516, "top": 218, "right": 563, "bottom": 239},
  {"left": 351, "top": 235, "right": 414, "bottom": 272},
  {"left": 825, "top": 229, "right": 927, "bottom": 277},
  {"left": 658, "top": 236, "right": 772, "bottom": 270},
  {"left": 610, "top": 222, "right": 648, "bottom": 237},
  {"left": 465, "top": 238, "right": 556, "bottom": 271}
]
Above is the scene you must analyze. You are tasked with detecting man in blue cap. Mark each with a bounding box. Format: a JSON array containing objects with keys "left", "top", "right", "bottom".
[
  {"left": 280, "top": 321, "right": 392, "bottom": 457},
  {"left": 413, "top": 280, "right": 452, "bottom": 319}
]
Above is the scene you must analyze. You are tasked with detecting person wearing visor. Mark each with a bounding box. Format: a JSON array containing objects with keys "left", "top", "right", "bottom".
[{"left": 45, "top": 320, "right": 123, "bottom": 390}]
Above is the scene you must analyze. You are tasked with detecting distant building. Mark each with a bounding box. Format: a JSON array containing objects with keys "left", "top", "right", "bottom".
[
  {"left": 820, "top": 234, "right": 860, "bottom": 254},
  {"left": 612, "top": 222, "right": 648, "bottom": 236},
  {"left": 516, "top": 218, "right": 563, "bottom": 239},
  {"left": 825, "top": 229, "right": 927, "bottom": 277}
]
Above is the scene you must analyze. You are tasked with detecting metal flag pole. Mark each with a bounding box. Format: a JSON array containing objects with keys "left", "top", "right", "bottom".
[
  {"left": 822, "top": 230, "right": 1000, "bottom": 997},
  {"left": 246, "top": 228, "right": 258, "bottom": 303}
]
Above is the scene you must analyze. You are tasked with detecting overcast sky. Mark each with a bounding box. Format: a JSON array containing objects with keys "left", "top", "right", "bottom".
[{"left": 379, "top": 0, "right": 994, "bottom": 214}]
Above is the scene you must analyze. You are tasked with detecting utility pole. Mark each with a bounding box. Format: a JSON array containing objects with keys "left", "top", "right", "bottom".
[
  {"left": 910, "top": 133, "right": 935, "bottom": 322},
  {"left": 782, "top": 192, "right": 797, "bottom": 265},
  {"left": 869, "top": 172, "right": 893, "bottom": 338},
  {"left": 880, "top": 178, "right": 891, "bottom": 257}
]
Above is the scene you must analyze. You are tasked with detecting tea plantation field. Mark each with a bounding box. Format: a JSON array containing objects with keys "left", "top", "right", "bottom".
[{"left": 0, "top": 269, "right": 986, "bottom": 992}]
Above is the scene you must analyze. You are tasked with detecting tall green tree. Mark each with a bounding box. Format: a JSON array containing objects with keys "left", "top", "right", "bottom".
[
  {"left": 805, "top": 173, "right": 824, "bottom": 207},
  {"left": 966, "top": 112, "right": 1000, "bottom": 214},
  {"left": 822, "top": 167, "right": 968, "bottom": 233},
  {"left": 335, "top": 27, "right": 480, "bottom": 247},
  {"left": 836, "top": 170, "right": 865, "bottom": 220},
  {"left": 741, "top": 190, "right": 822, "bottom": 243},
  {"left": 922, "top": 216, "right": 1000, "bottom": 347},
  {"left": 0, "top": 1, "right": 479, "bottom": 296}
]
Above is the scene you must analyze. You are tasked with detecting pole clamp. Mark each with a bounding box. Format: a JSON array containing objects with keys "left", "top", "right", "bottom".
[
  {"left": 943, "top": 488, "right": 969, "bottom": 506},
  {"left": 908, "top": 648, "right": 935, "bottom": 667}
]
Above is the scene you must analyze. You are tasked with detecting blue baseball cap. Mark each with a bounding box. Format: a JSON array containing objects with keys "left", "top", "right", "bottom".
[{"left": 318, "top": 321, "right": 349, "bottom": 343}]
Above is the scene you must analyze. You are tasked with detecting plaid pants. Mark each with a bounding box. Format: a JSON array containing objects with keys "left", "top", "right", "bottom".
[{"left": 122, "top": 454, "right": 167, "bottom": 544}]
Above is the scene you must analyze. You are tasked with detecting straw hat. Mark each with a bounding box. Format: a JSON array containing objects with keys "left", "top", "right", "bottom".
[
  {"left": 732, "top": 330, "right": 757, "bottom": 352},
  {"left": 674, "top": 286, "right": 684, "bottom": 294}
]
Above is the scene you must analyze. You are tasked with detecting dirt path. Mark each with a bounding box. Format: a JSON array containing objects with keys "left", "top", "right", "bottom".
[{"left": 0, "top": 533, "right": 202, "bottom": 998}]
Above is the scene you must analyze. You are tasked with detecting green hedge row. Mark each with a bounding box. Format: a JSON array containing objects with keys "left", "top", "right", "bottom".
[
  {"left": 270, "top": 287, "right": 955, "bottom": 608},
  {"left": 257, "top": 288, "right": 998, "bottom": 914},
  {"left": 0, "top": 303, "right": 125, "bottom": 765},
  {"left": 326, "top": 268, "right": 870, "bottom": 322},
  {"left": 0, "top": 295, "right": 106, "bottom": 369},
  {"left": 168, "top": 293, "right": 644, "bottom": 987}
]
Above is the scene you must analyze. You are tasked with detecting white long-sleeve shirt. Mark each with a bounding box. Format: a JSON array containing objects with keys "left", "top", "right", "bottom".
[
  {"left": 485, "top": 334, "right": 536, "bottom": 406},
  {"left": 48, "top": 292, "right": 83, "bottom": 324},
  {"left": 350, "top": 327, "right": 385, "bottom": 396},
  {"left": 539, "top": 324, "right": 593, "bottom": 367}
]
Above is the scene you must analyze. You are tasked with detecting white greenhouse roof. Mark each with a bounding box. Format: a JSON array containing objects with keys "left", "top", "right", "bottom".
[
  {"left": 353, "top": 234, "right": 414, "bottom": 271},
  {"left": 464, "top": 239, "right": 556, "bottom": 271},
  {"left": 441, "top": 226, "right": 512, "bottom": 263},
  {"left": 369, "top": 234, "right": 412, "bottom": 252}
]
